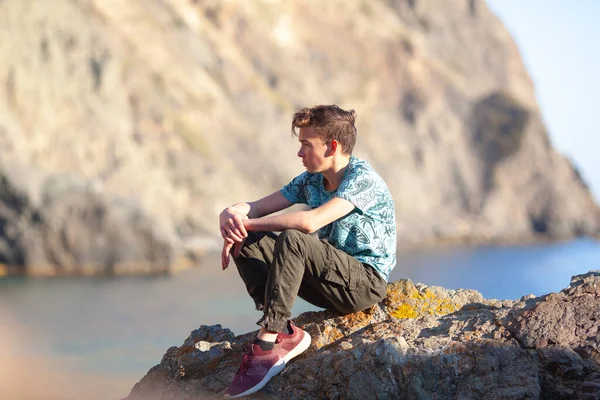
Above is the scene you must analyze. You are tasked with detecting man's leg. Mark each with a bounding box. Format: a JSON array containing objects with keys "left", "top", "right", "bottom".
[
  {"left": 227, "top": 230, "right": 317, "bottom": 398},
  {"left": 233, "top": 231, "right": 277, "bottom": 311},
  {"left": 259, "top": 229, "right": 388, "bottom": 333},
  {"left": 226, "top": 229, "right": 387, "bottom": 398},
  {"left": 233, "top": 231, "right": 337, "bottom": 313}
]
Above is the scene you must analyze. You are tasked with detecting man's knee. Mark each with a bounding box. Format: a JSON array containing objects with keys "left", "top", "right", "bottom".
[
  {"left": 235, "top": 231, "right": 271, "bottom": 259},
  {"left": 276, "top": 229, "right": 305, "bottom": 249},
  {"left": 240, "top": 231, "right": 272, "bottom": 249}
]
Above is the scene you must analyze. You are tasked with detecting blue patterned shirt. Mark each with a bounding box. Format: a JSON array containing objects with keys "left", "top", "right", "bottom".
[{"left": 280, "top": 156, "right": 397, "bottom": 281}]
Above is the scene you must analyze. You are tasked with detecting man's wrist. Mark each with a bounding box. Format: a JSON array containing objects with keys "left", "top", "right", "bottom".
[{"left": 227, "top": 203, "right": 250, "bottom": 217}]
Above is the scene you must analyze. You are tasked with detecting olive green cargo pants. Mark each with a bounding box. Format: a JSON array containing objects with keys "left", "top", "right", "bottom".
[{"left": 233, "top": 229, "right": 387, "bottom": 333}]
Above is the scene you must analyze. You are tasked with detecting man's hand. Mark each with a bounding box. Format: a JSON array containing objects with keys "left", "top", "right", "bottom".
[
  {"left": 219, "top": 192, "right": 293, "bottom": 269},
  {"left": 219, "top": 208, "right": 248, "bottom": 243},
  {"left": 220, "top": 208, "right": 248, "bottom": 269},
  {"left": 221, "top": 234, "right": 248, "bottom": 269}
]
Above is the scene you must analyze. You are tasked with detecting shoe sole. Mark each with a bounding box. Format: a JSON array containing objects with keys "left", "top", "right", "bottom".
[
  {"left": 225, "top": 331, "right": 312, "bottom": 398},
  {"left": 225, "top": 358, "right": 285, "bottom": 398}
]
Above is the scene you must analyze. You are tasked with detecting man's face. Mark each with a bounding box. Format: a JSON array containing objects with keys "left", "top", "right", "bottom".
[{"left": 297, "top": 126, "right": 330, "bottom": 173}]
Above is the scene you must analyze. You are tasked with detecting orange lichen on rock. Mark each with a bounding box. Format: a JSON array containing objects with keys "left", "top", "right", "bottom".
[
  {"left": 385, "top": 281, "right": 459, "bottom": 320},
  {"left": 390, "top": 303, "right": 418, "bottom": 319},
  {"left": 382, "top": 279, "right": 417, "bottom": 309},
  {"left": 308, "top": 324, "right": 345, "bottom": 349},
  {"left": 338, "top": 309, "right": 374, "bottom": 330}
]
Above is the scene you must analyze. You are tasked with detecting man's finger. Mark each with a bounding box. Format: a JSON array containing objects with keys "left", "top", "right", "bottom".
[
  {"left": 220, "top": 227, "right": 229, "bottom": 239},
  {"left": 233, "top": 238, "right": 246, "bottom": 258},
  {"left": 222, "top": 241, "right": 233, "bottom": 270},
  {"left": 228, "top": 231, "right": 243, "bottom": 242},
  {"left": 231, "top": 227, "right": 245, "bottom": 241},
  {"left": 222, "top": 226, "right": 241, "bottom": 241},
  {"left": 221, "top": 242, "right": 227, "bottom": 269},
  {"left": 221, "top": 244, "right": 227, "bottom": 269},
  {"left": 224, "top": 236, "right": 235, "bottom": 244},
  {"left": 225, "top": 244, "right": 232, "bottom": 268},
  {"left": 233, "top": 215, "right": 248, "bottom": 238},
  {"left": 224, "top": 224, "right": 243, "bottom": 242}
]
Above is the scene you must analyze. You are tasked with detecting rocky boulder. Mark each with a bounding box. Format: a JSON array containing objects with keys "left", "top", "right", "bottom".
[
  {"left": 0, "top": 162, "right": 174, "bottom": 276},
  {"left": 126, "top": 271, "right": 600, "bottom": 399}
]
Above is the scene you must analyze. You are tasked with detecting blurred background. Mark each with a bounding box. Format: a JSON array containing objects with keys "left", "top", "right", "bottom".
[{"left": 1, "top": 0, "right": 599, "bottom": 399}]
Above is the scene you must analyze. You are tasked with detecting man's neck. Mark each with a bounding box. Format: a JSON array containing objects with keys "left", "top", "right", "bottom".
[{"left": 322, "top": 155, "right": 351, "bottom": 191}]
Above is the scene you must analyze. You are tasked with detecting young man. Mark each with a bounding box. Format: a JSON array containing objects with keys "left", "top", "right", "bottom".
[{"left": 219, "top": 105, "right": 396, "bottom": 398}]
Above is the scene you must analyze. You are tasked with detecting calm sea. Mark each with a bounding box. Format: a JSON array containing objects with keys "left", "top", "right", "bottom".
[{"left": 1, "top": 238, "right": 599, "bottom": 400}]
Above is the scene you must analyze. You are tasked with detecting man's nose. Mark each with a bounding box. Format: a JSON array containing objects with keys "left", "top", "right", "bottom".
[{"left": 297, "top": 149, "right": 303, "bottom": 157}]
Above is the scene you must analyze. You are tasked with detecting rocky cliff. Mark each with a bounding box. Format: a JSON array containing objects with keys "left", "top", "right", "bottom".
[
  {"left": 126, "top": 271, "right": 600, "bottom": 399},
  {"left": 1, "top": 0, "right": 599, "bottom": 275}
]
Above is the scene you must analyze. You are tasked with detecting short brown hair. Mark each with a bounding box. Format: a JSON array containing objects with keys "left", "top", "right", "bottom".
[{"left": 291, "top": 105, "right": 357, "bottom": 154}]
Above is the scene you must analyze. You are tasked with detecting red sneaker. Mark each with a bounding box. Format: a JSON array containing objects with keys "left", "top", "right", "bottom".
[
  {"left": 275, "top": 321, "right": 311, "bottom": 364},
  {"left": 224, "top": 344, "right": 285, "bottom": 398}
]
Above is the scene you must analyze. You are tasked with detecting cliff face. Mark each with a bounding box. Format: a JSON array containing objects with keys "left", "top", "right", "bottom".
[
  {"left": 126, "top": 271, "right": 600, "bottom": 399},
  {"left": 0, "top": 0, "right": 598, "bottom": 274}
]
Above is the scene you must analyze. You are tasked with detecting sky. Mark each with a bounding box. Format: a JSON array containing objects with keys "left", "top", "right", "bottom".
[{"left": 486, "top": 0, "right": 600, "bottom": 202}]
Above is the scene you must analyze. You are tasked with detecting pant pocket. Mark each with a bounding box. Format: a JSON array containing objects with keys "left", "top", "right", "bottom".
[{"left": 321, "top": 259, "right": 365, "bottom": 291}]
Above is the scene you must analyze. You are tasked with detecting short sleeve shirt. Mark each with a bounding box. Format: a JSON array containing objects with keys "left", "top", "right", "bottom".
[{"left": 280, "top": 156, "right": 397, "bottom": 281}]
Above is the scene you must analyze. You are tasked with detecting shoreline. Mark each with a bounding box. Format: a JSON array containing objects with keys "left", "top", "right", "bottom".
[{"left": 1, "top": 234, "right": 597, "bottom": 278}]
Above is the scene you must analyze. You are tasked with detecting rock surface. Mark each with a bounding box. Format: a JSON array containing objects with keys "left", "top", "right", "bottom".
[
  {"left": 1, "top": 0, "right": 599, "bottom": 274},
  {"left": 126, "top": 271, "right": 600, "bottom": 399},
  {"left": 0, "top": 161, "right": 174, "bottom": 276}
]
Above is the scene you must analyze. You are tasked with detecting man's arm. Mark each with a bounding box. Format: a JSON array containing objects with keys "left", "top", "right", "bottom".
[
  {"left": 220, "top": 190, "right": 294, "bottom": 269},
  {"left": 244, "top": 197, "right": 355, "bottom": 234},
  {"left": 220, "top": 191, "right": 293, "bottom": 241},
  {"left": 221, "top": 196, "right": 354, "bottom": 269},
  {"left": 229, "top": 191, "right": 294, "bottom": 219}
]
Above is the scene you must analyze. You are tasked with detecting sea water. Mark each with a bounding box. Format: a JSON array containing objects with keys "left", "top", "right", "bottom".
[{"left": 1, "top": 238, "right": 598, "bottom": 399}]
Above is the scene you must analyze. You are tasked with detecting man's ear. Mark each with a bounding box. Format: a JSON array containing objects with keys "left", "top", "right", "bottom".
[{"left": 329, "top": 140, "right": 339, "bottom": 156}]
